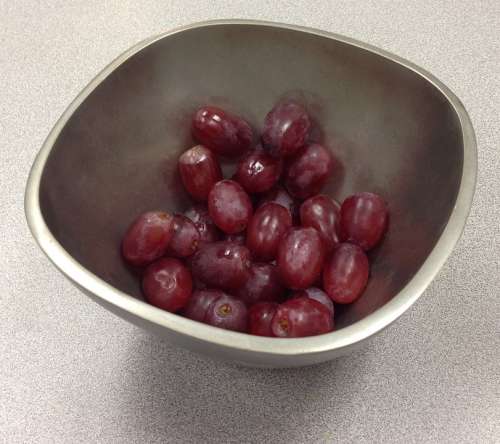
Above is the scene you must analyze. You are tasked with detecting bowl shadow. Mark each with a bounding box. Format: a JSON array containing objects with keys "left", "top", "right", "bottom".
[{"left": 122, "top": 332, "right": 370, "bottom": 443}]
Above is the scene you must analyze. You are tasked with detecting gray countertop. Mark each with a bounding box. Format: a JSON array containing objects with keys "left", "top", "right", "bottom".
[{"left": 1, "top": 1, "right": 499, "bottom": 443}]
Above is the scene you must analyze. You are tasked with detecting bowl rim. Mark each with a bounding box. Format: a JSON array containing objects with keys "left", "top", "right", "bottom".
[{"left": 24, "top": 19, "right": 477, "bottom": 357}]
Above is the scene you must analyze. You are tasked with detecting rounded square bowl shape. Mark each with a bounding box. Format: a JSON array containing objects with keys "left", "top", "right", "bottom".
[{"left": 25, "top": 20, "right": 476, "bottom": 367}]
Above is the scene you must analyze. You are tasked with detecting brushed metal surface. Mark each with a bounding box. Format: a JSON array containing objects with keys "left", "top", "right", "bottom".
[{"left": 25, "top": 20, "right": 476, "bottom": 367}]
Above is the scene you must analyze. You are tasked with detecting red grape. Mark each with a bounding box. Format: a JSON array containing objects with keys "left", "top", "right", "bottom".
[
  {"left": 204, "top": 293, "right": 248, "bottom": 332},
  {"left": 285, "top": 143, "right": 333, "bottom": 199},
  {"left": 122, "top": 211, "right": 174, "bottom": 266},
  {"left": 261, "top": 101, "right": 311, "bottom": 158},
  {"left": 271, "top": 297, "right": 333, "bottom": 338},
  {"left": 184, "top": 289, "right": 224, "bottom": 322},
  {"left": 190, "top": 241, "right": 251, "bottom": 290},
  {"left": 234, "top": 146, "right": 282, "bottom": 193},
  {"left": 323, "top": 243, "right": 369, "bottom": 304},
  {"left": 167, "top": 215, "right": 200, "bottom": 258},
  {"left": 142, "top": 258, "right": 192, "bottom": 312},
  {"left": 300, "top": 194, "right": 340, "bottom": 253},
  {"left": 339, "top": 192, "right": 388, "bottom": 250},
  {"left": 246, "top": 202, "right": 292, "bottom": 261},
  {"left": 277, "top": 227, "right": 325, "bottom": 289},
  {"left": 192, "top": 106, "right": 252, "bottom": 157},
  {"left": 236, "top": 263, "right": 285, "bottom": 306},
  {"left": 259, "top": 186, "right": 299, "bottom": 222},
  {"left": 178, "top": 145, "right": 222, "bottom": 201},
  {"left": 248, "top": 302, "right": 278, "bottom": 337},
  {"left": 184, "top": 205, "right": 220, "bottom": 244},
  {"left": 208, "top": 180, "right": 253, "bottom": 234},
  {"left": 291, "top": 287, "right": 334, "bottom": 316}
]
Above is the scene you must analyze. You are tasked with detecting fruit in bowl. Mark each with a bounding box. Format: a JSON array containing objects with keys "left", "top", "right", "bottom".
[{"left": 121, "top": 101, "right": 388, "bottom": 337}]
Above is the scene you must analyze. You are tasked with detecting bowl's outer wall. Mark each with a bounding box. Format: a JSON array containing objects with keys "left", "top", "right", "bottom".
[
  {"left": 82, "top": 286, "right": 368, "bottom": 367},
  {"left": 37, "top": 24, "right": 463, "bottom": 365}
]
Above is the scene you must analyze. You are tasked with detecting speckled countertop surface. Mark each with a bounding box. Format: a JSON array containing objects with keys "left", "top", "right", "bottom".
[{"left": 1, "top": 1, "right": 499, "bottom": 443}]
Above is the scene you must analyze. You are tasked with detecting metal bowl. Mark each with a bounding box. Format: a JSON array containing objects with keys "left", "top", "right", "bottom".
[{"left": 25, "top": 20, "right": 476, "bottom": 367}]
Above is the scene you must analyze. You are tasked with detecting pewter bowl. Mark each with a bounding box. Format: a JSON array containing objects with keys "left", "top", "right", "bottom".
[{"left": 25, "top": 20, "right": 476, "bottom": 367}]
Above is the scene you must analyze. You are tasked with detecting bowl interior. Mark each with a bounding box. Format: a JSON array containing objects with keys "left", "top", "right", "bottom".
[{"left": 39, "top": 24, "right": 463, "bottom": 329}]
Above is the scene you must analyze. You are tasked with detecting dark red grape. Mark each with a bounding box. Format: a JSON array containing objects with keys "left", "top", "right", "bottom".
[
  {"left": 339, "top": 192, "right": 388, "bottom": 250},
  {"left": 208, "top": 180, "right": 253, "bottom": 234},
  {"left": 323, "top": 243, "right": 369, "bottom": 304},
  {"left": 234, "top": 146, "right": 282, "bottom": 193},
  {"left": 277, "top": 227, "right": 325, "bottom": 289},
  {"left": 184, "top": 205, "right": 220, "bottom": 244},
  {"left": 259, "top": 186, "right": 299, "bottom": 222},
  {"left": 246, "top": 202, "right": 292, "bottom": 261},
  {"left": 122, "top": 211, "right": 174, "bottom": 266},
  {"left": 300, "top": 194, "right": 340, "bottom": 253},
  {"left": 192, "top": 106, "right": 252, "bottom": 157},
  {"left": 271, "top": 297, "right": 333, "bottom": 338},
  {"left": 261, "top": 101, "right": 311, "bottom": 158},
  {"left": 236, "top": 263, "right": 285, "bottom": 306},
  {"left": 204, "top": 293, "right": 248, "bottom": 332},
  {"left": 248, "top": 302, "right": 278, "bottom": 337},
  {"left": 183, "top": 289, "right": 224, "bottom": 322},
  {"left": 285, "top": 143, "right": 333, "bottom": 199},
  {"left": 291, "top": 287, "right": 334, "bottom": 316},
  {"left": 142, "top": 258, "right": 192, "bottom": 312},
  {"left": 178, "top": 145, "right": 222, "bottom": 201},
  {"left": 167, "top": 215, "right": 200, "bottom": 258},
  {"left": 190, "top": 241, "right": 251, "bottom": 290}
]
